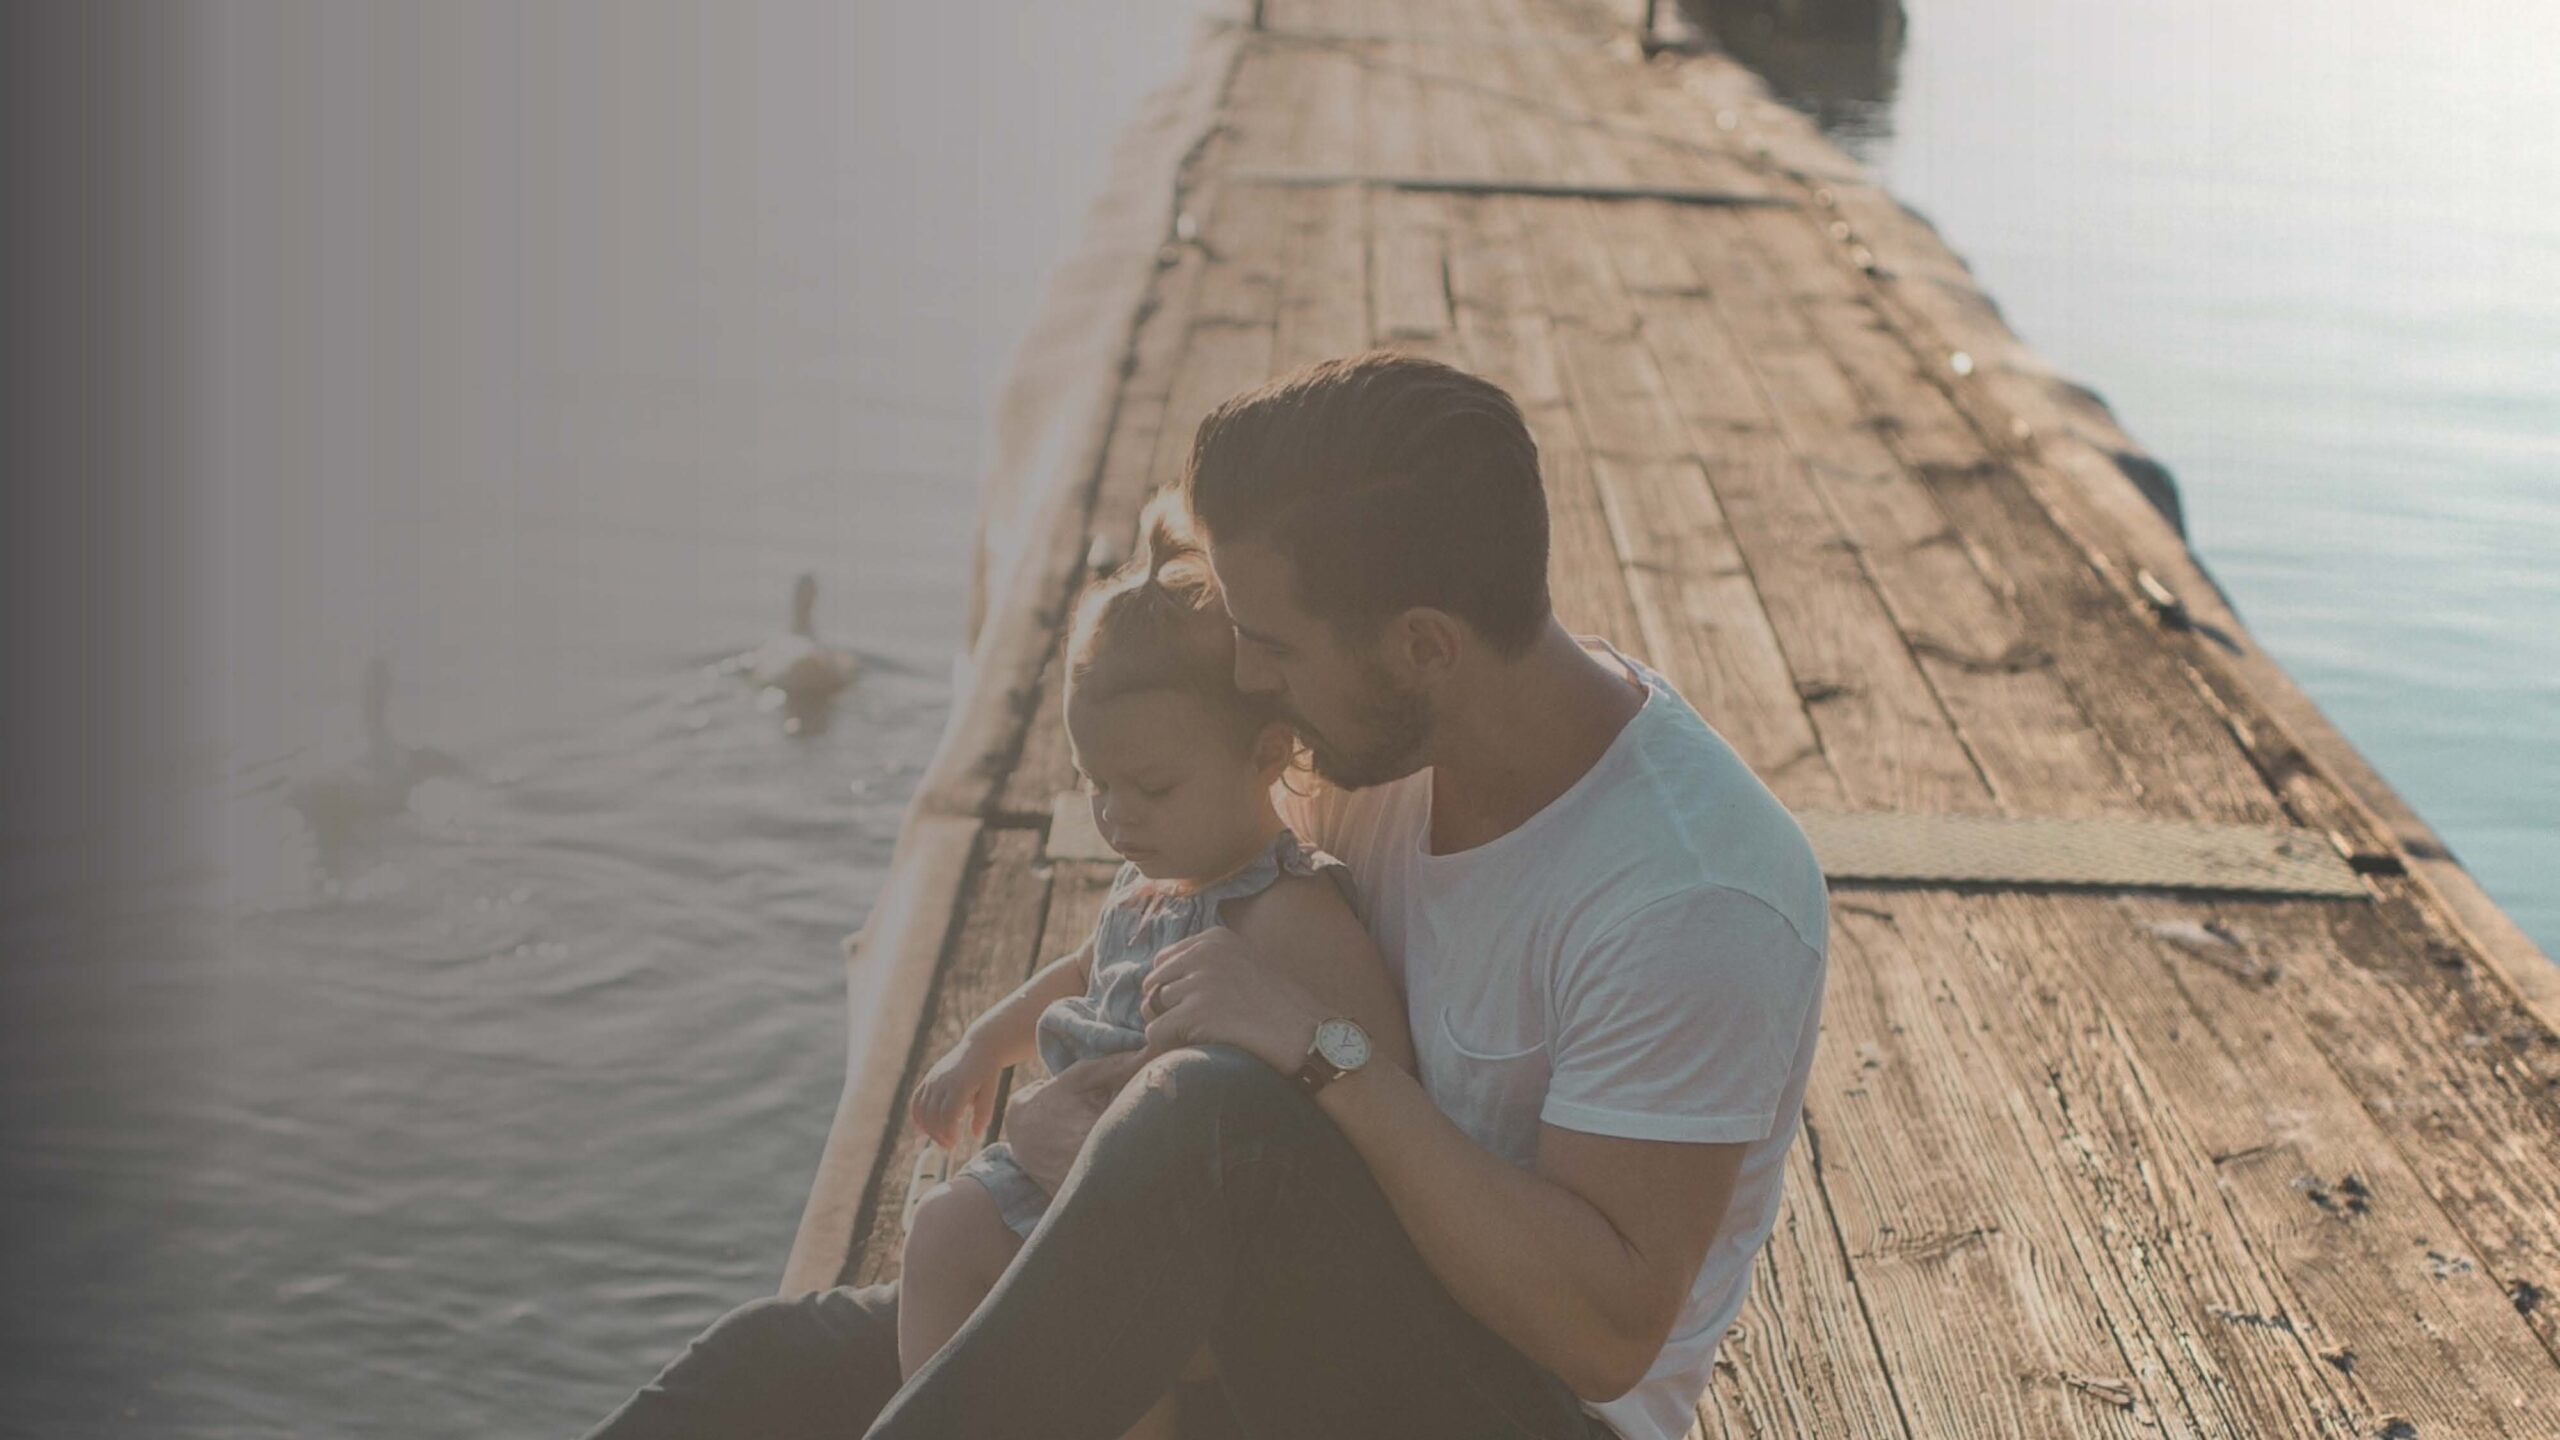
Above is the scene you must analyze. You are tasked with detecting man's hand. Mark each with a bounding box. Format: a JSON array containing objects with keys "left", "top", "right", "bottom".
[
  {"left": 1002, "top": 1048, "right": 1149, "bottom": 1193},
  {"left": 1139, "top": 926, "right": 1327, "bottom": 1075}
]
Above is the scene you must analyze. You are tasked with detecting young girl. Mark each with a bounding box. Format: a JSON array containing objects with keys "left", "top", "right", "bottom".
[{"left": 896, "top": 490, "right": 1415, "bottom": 1436}]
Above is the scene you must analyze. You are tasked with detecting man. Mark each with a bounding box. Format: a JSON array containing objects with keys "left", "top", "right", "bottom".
[{"left": 583, "top": 351, "right": 1829, "bottom": 1440}]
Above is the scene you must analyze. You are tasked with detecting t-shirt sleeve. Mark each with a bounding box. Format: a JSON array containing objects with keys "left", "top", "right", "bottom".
[{"left": 1540, "top": 885, "right": 1827, "bottom": 1145}]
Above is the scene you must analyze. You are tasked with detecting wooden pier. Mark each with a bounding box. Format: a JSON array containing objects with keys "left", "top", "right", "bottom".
[{"left": 784, "top": 0, "right": 2560, "bottom": 1433}]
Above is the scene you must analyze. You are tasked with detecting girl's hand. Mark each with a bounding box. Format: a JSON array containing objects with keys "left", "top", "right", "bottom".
[
  {"left": 1005, "top": 1049, "right": 1150, "bottom": 1193},
  {"left": 907, "top": 1035, "right": 1004, "bottom": 1151}
]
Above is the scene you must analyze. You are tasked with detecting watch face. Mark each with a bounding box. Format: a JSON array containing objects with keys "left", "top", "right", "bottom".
[{"left": 1314, "top": 1018, "right": 1370, "bottom": 1070}]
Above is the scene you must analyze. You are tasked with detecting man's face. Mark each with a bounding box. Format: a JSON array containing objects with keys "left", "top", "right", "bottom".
[{"left": 1207, "top": 538, "right": 1435, "bottom": 789}]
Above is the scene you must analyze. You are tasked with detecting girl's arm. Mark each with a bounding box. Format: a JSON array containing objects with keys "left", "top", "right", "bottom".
[
  {"left": 1224, "top": 875, "right": 1418, "bottom": 1077},
  {"left": 957, "top": 934, "right": 1096, "bottom": 1072}
]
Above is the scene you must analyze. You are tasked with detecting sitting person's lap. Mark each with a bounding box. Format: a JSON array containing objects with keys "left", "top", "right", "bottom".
[{"left": 584, "top": 1045, "right": 1610, "bottom": 1440}]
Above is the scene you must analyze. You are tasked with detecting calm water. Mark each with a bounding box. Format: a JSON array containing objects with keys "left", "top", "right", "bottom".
[
  {"left": 9, "top": 2, "right": 2554, "bottom": 1433},
  {"left": 2, "top": 2, "right": 1210, "bottom": 1434},
  {"left": 1697, "top": 0, "right": 2558, "bottom": 954}
]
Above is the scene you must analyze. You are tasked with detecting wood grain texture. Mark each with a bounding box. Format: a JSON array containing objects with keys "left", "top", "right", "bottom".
[
  {"left": 844, "top": 828, "right": 1053, "bottom": 1288},
  {"left": 794, "top": 1, "right": 2560, "bottom": 1430}
]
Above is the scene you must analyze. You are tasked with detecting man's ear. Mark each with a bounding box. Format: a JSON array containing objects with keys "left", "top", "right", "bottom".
[{"left": 1385, "top": 607, "right": 1466, "bottom": 683}]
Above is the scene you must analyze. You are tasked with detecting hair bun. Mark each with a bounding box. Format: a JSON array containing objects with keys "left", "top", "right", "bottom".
[{"left": 1134, "top": 489, "right": 1209, "bottom": 600}]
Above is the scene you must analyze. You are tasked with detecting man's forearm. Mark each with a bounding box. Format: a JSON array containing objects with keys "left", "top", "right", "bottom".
[{"left": 1311, "top": 1061, "right": 1654, "bottom": 1400}]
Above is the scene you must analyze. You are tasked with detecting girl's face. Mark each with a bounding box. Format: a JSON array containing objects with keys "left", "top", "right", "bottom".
[{"left": 1064, "top": 686, "right": 1284, "bottom": 885}]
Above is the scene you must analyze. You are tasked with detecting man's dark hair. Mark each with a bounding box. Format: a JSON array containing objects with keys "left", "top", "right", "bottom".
[{"left": 1180, "top": 350, "right": 1551, "bottom": 656}]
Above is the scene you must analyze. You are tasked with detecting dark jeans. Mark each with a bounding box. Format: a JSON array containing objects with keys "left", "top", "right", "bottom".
[{"left": 583, "top": 1044, "right": 1621, "bottom": 1440}]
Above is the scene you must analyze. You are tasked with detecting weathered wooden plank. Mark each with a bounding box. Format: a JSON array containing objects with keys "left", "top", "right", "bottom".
[
  {"left": 845, "top": 828, "right": 1054, "bottom": 1287},
  {"left": 1460, "top": 32, "right": 1909, "bottom": 1437},
  {"left": 1686, "top": 47, "right": 2560, "bottom": 1048},
  {"left": 1464, "top": 35, "right": 1815, "bottom": 782},
  {"left": 1356, "top": 40, "right": 1468, "bottom": 367},
  {"left": 1651, "top": 213, "right": 2139, "bottom": 820},
  {"left": 1862, "top": 892, "right": 2357, "bottom": 1437},
  {"left": 818, "top": 14, "right": 2560, "bottom": 1440},
  {"left": 994, "top": 218, "right": 1222, "bottom": 821},
  {"left": 1278, "top": 26, "right": 1364, "bottom": 175},
  {"left": 1689, "top": 122, "right": 2549, "bottom": 1414},
  {"left": 1078, "top": 259, "right": 1196, "bottom": 554},
  {"left": 788, "top": 14, "right": 1254, "bottom": 1296},
  {"left": 1146, "top": 312, "right": 1281, "bottom": 497},
  {"left": 1530, "top": 200, "right": 1992, "bottom": 816},
  {"left": 1217, "top": 30, "right": 1312, "bottom": 176},
  {"left": 1189, "top": 176, "right": 1294, "bottom": 329},
  {"left": 1440, "top": 193, "right": 1648, "bottom": 663},
  {"left": 1108, "top": 173, "right": 1288, "bottom": 547},
  {"left": 991, "top": 258, "right": 1210, "bottom": 822},
  {"left": 994, "top": 639, "right": 1073, "bottom": 823},
  {"left": 1503, "top": 26, "right": 2425, "bottom": 1436},
  {"left": 1360, "top": 33, "right": 1428, "bottom": 180},
  {"left": 1588, "top": 452, "right": 1824, "bottom": 787},
  {"left": 1370, "top": 187, "right": 1453, "bottom": 342},
  {"left": 1025, "top": 861, "right": 1122, "bottom": 1086},
  {"left": 2281, "top": 885, "right": 2560, "bottom": 1356},
  {"left": 1591, "top": 65, "right": 2282, "bottom": 836},
  {"left": 1563, "top": 49, "right": 2560, "bottom": 1420},
  {"left": 1439, "top": 38, "right": 1660, "bottom": 666},
  {"left": 1438, "top": 198, "right": 1565, "bottom": 399},
  {"left": 1491, "top": 11, "right": 1640, "bottom": 192},
  {"left": 1704, "top": 1137, "right": 1913, "bottom": 1440},
  {"left": 1669, "top": 142, "right": 2549, "bottom": 1404},
  {"left": 786, "top": 811, "right": 986, "bottom": 1294},
  {"left": 1272, "top": 180, "right": 1370, "bottom": 374},
  {"left": 1413, "top": 28, "right": 1502, "bottom": 181},
  {"left": 1806, "top": 895, "right": 2179, "bottom": 1438},
  {"left": 1978, "top": 889, "right": 2560, "bottom": 1434},
  {"left": 1708, "top": 200, "right": 2288, "bottom": 829}
]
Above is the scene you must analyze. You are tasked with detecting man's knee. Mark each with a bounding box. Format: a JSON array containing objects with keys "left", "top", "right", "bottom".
[
  {"left": 583, "top": 1287, "right": 903, "bottom": 1440},
  {"left": 693, "top": 1291, "right": 858, "bottom": 1371},
  {"left": 1111, "top": 1043, "right": 1322, "bottom": 1157}
]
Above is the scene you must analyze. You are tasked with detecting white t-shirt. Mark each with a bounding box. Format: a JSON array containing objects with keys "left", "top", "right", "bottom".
[{"left": 1272, "top": 635, "right": 1829, "bottom": 1440}]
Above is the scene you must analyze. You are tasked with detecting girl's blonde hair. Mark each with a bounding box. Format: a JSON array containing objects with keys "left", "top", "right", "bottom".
[{"left": 1065, "top": 489, "right": 1285, "bottom": 758}]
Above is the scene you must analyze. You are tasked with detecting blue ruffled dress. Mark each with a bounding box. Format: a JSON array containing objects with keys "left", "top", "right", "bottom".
[{"left": 950, "top": 825, "right": 1356, "bottom": 1237}]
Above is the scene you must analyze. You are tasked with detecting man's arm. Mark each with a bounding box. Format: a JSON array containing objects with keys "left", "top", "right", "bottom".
[
  {"left": 1222, "top": 873, "right": 1418, "bottom": 1078},
  {"left": 1002, "top": 1047, "right": 1147, "bottom": 1193},
  {"left": 1303, "top": 884, "right": 1821, "bottom": 1400},
  {"left": 1309, "top": 1060, "right": 1742, "bottom": 1402}
]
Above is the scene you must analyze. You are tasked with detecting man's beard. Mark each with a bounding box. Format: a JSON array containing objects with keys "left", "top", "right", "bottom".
[{"left": 1291, "top": 661, "right": 1433, "bottom": 790}]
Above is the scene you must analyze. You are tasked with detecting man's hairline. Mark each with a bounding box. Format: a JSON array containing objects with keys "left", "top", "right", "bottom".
[{"left": 1203, "top": 516, "right": 1539, "bottom": 660}]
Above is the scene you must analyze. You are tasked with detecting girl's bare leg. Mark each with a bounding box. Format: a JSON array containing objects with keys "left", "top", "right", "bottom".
[{"left": 896, "top": 1177, "right": 1025, "bottom": 1379}]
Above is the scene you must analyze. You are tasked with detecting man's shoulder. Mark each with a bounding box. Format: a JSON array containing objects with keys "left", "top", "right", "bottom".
[
  {"left": 1562, "top": 730, "right": 1829, "bottom": 963},
  {"left": 1601, "top": 880, "right": 1826, "bottom": 968}
]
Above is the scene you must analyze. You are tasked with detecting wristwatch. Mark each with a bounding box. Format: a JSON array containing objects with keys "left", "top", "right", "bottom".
[{"left": 1292, "top": 1017, "right": 1373, "bottom": 1097}]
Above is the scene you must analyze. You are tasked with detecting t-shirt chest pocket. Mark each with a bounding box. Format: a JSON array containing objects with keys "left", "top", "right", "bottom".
[
  {"left": 1437, "top": 1000, "right": 1549, "bottom": 1062},
  {"left": 1426, "top": 997, "right": 1553, "bottom": 1170}
]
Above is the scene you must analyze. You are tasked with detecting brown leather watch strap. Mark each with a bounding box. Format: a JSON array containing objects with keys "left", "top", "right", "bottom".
[{"left": 1292, "top": 1048, "right": 1343, "bottom": 1096}]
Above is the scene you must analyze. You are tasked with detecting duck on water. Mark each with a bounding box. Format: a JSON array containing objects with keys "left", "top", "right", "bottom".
[{"left": 751, "top": 573, "right": 862, "bottom": 734}]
